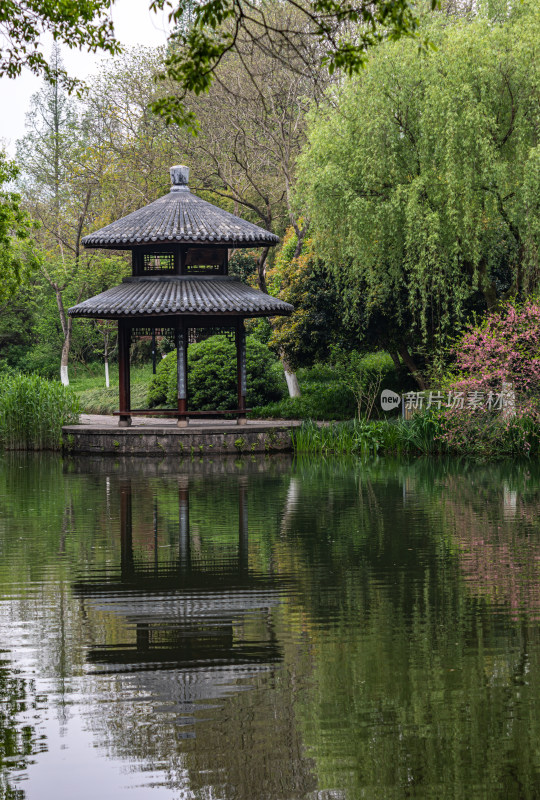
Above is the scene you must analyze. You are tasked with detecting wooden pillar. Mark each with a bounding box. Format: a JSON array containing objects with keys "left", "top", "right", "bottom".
[
  {"left": 151, "top": 328, "right": 157, "bottom": 375},
  {"left": 153, "top": 498, "right": 158, "bottom": 573},
  {"left": 178, "top": 476, "right": 190, "bottom": 572},
  {"left": 238, "top": 476, "right": 248, "bottom": 574},
  {"left": 236, "top": 320, "right": 247, "bottom": 425},
  {"left": 119, "top": 479, "right": 134, "bottom": 578},
  {"left": 176, "top": 321, "right": 188, "bottom": 427},
  {"left": 118, "top": 321, "right": 132, "bottom": 427}
]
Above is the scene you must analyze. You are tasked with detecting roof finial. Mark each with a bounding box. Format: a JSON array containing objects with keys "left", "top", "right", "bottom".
[{"left": 170, "top": 165, "right": 189, "bottom": 191}]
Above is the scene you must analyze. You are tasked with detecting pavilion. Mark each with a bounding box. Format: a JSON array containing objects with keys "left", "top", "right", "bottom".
[{"left": 68, "top": 166, "right": 292, "bottom": 427}]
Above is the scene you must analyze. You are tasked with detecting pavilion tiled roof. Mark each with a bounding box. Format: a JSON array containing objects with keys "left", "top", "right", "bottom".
[
  {"left": 82, "top": 165, "right": 279, "bottom": 249},
  {"left": 68, "top": 276, "right": 293, "bottom": 318}
]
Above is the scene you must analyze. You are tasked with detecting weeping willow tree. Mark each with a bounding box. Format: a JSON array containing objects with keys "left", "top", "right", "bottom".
[{"left": 297, "top": 1, "right": 540, "bottom": 386}]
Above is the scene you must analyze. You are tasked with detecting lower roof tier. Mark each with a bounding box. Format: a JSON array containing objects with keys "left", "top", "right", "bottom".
[{"left": 68, "top": 276, "right": 293, "bottom": 319}]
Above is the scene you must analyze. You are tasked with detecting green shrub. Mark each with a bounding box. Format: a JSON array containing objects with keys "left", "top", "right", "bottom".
[
  {"left": 146, "top": 353, "right": 177, "bottom": 407},
  {"left": 252, "top": 356, "right": 414, "bottom": 421},
  {"left": 437, "top": 408, "right": 540, "bottom": 459},
  {"left": 331, "top": 349, "right": 402, "bottom": 419},
  {"left": 147, "top": 335, "right": 283, "bottom": 411},
  {"left": 252, "top": 390, "right": 355, "bottom": 421},
  {"left": 0, "top": 373, "right": 80, "bottom": 450}
]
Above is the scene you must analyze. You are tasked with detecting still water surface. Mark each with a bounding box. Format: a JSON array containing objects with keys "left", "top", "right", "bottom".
[{"left": 0, "top": 453, "right": 538, "bottom": 799}]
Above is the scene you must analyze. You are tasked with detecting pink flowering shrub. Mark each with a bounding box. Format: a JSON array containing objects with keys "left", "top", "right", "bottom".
[
  {"left": 449, "top": 299, "right": 540, "bottom": 396},
  {"left": 436, "top": 300, "right": 540, "bottom": 456}
]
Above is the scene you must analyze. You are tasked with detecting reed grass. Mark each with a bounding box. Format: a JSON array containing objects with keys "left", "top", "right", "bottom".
[
  {"left": 292, "top": 416, "right": 445, "bottom": 457},
  {"left": 0, "top": 373, "right": 80, "bottom": 450}
]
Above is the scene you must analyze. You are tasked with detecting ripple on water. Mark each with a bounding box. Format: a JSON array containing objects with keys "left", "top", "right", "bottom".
[{"left": 0, "top": 455, "right": 538, "bottom": 799}]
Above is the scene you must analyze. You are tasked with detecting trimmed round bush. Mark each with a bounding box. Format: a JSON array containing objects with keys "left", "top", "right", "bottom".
[
  {"left": 146, "top": 351, "right": 177, "bottom": 407},
  {"left": 147, "top": 335, "right": 284, "bottom": 411}
]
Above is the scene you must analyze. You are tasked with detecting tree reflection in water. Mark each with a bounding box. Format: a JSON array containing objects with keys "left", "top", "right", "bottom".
[
  {"left": 0, "top": 454, "right": 538, "bottom": 799},
  {"left": 0, "top": 657, "right": 43, "bottom": 800}
]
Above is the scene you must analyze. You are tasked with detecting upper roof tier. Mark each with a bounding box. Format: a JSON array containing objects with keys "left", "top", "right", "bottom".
[{"left": 82, "top": 165, "right": 280, "bottom": 250}]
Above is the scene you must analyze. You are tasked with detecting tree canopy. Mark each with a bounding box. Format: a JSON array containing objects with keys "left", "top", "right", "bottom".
[
  {"left": 0, "top": 1, "right": 437, "bottom": 114},
  {"left": 0, "top": 0, "right": 120, "bottom": 88},
  {"left": 296, "top": 0, "right": 540, "bottom": 383},
  {"left": 0, "top": 152, "right": 34, "bottom": 304}
]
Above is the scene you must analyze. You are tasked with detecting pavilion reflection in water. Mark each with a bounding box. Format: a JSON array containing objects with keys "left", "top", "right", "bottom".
[{"left": 73, "top": 473, "right": 285, "bottom": 718}]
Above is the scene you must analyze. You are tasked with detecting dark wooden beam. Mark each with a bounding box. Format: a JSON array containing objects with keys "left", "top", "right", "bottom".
[
  {"left": 118, "top": 321, "right": 132, "bottom": 427},
  {"left": 176, "top": 321, "right": 188, "bottom": 427},
  {"left": 238, "top": 477, "right": 248, "bottom": 573},
  {"left": 119, "top": 479, "right": 134, "bottom": 577},
  {"left": 179, "top": 476, "right": 190, "bottom": 571},
  {"left": 236, "top": 320, "right": 247, "bottom": 425}
]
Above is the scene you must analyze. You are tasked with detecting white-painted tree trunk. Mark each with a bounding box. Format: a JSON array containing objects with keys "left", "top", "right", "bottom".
[
  {"left": 105, "top": 360, "right": 110, "bottom": 388},
  {"left": 56, "top": 288, "right": 72, "bottom": 387},
  {"left": 280, "top": 352, "right": 301, "bottom": 398},
  {"left": 284, "top": 369, "right": 301, "bottom": 398}
]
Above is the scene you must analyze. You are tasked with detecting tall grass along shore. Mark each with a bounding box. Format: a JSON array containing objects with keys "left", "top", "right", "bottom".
[{"left": 0, "top": 373, "right": 79, "bottom": 450}]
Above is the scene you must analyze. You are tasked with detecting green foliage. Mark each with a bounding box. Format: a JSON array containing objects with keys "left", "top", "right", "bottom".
[
  {"left": 76, "top": 383, "right": 149, "bottom": 415},
  {"left": 0, "top": 151, "right": 35, "bottom": 303},
  {"left": 228, "top": 250, "right": 258, "bottom": 282},
  {"left": 0, "top": 373, "right": 79, "bottom": 450},
  {"left": 400, "top": 410, "right": 445, "bottom": 455},
  {"left": 438, "top": 408, "right": 540, "bottom": 459},
  {"left": 189, "top": 334, "right": 283, "bottom": 410},
  {"left": 253, "top": 357, "right": 412, "bottom": 420},
  {"left": 146, "top": 350, "right": 178, "bottom": 407},
  {"left": 70, "top": 363, "right": 152, "bottom": 412},
  {"left": 150, "top": 0, "right": 437, "bottom": 129},
  {"left": 293, "top": 418, "right": 415, "bottom": 457},
  {"left": 292, "top": 408, "right": 540, "bottom": 459},
  {"left": 331, "top": 349, "right": 397, "bottom": 419},
  {"left": 147, "top": 335, "right": 283, "bottom": 410},
  {"left": 252, "top": 365, "right": 355, "bottom": 420},
  {"left": 267, "top": 228, "right": 359, "bottom": 368},
  {"left": 297, "top": 2, "right": 540, "bottom": 373},
  {"left": 0, "top": 0, "right": 120, "bottom": 87}
]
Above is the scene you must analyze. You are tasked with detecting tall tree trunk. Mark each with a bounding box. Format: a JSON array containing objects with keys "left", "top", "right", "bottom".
[
  {"left": 256, "top": 242, "right": 302, "bottom": 399},
  {"left": 60, "top": 319, "right": 72, "bottom": 387},
  {"left": 398, "top": 342, "right": 426, "bottom": 390},
  {"left": 257, "top": 245, "right": 270, "bottom": 294},
  {"left": 55, "top": 286, "right": 71, "bottom": 386},
  {"left": 389, "top": 351, "right": 401, "bottom": 371},
  {"left": 281, "top": 352, "right": 302, "bottom": 398}
]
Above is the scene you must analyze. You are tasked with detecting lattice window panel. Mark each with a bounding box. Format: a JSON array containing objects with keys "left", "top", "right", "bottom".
[
  {"left": 131, "top": 327, "right": 235, "bottom": 344},
  {"left": 143, "top": 252, "right": 175, "bottom": 272},
  {"left": 188, "top": 327, "right": 236, "bottom": 344},
  {"left": 131, "top": 327, "right": 176, "bottom": 339},
  {"left": 185, "top": 264, "right": 222, "bottom": 275}
]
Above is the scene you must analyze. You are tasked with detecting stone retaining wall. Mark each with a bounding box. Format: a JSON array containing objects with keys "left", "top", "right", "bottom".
[{"left": 62, "top": 423, "right": 297, "bottom": 456}]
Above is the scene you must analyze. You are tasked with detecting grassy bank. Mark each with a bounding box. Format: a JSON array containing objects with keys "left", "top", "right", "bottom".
[
  {"left": 292, "top": 417, "right": 439, "bottom": 457},
  {"left": 292, "top": 412, "right": 540, "bottom": 459},
  {"left": 70, "top": 364, "right": 153, "bottom": 414},
  {"left": 251, "top": 364, "right": 356, "bottom": 420}
]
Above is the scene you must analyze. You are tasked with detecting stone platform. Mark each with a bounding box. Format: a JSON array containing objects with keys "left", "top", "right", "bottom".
[{"left": 62, "top": 415, "right": 301, "bottom": 456}]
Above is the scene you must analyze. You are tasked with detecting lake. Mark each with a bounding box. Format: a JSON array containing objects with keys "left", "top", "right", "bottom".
[{"left": 0, "top": 453, "right": 538, "bottom": 799}]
